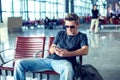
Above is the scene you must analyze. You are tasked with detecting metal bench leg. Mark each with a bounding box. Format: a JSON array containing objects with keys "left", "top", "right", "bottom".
[
  {"left": 1, "top": 70, "right": 7, "bottom": 80},
  {"left": 47, "top": 74, "right": 49, "bottom": 80}
]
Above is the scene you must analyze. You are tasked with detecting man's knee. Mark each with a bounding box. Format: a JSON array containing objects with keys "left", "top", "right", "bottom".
[
  {"left": 14, "top": 59, "right": 24, "bottom": 67},
  {"left": 63, "top": 61, "right": 74, "bottom": 73}
]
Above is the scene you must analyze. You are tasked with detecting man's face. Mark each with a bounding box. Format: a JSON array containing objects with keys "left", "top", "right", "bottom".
[
  {"left": 94, "top": 6, "right": 97, "bottom": 9},
  {"left": 65, "top": 20, "right": 79, "bottom": 35}
]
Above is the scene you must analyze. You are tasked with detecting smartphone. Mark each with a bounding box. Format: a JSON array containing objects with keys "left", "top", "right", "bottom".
[{"left": 55, "top": 45, "right": 61, "bottom": 49}]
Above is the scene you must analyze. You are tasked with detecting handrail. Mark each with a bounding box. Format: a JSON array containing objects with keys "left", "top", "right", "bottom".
[
  {"left": 33, "top": 50, "right": 49, "bottom": 58},
  {"left": 0, "top": 48, "right": 14, "bottom": 65}
]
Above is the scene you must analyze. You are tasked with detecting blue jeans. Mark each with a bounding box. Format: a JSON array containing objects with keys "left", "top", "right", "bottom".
[{"left": 14, "top": 58, "right": 74, "bottom": 80}]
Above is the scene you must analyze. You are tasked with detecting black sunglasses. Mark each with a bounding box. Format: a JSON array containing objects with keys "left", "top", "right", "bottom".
[{"left": 65, "top": 25, "right": 75, "bottom": 29}]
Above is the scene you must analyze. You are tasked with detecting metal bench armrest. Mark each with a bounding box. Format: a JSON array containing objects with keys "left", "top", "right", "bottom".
[
  {"left": 33, "top": 50, "right": 48, "bottom": 58},
  {"left": 0, "top": 48, "right": 14, "bottom": 65}
]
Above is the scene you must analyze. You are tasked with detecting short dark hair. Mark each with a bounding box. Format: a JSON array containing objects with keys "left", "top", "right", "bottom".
[{"left": 65, "top": 13, "right": 80, "bottom": 24}]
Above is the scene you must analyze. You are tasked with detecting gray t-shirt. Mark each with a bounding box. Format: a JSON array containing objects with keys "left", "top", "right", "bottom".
[{"left": 47, "top": 30, "right": 88, "bottom": 66}]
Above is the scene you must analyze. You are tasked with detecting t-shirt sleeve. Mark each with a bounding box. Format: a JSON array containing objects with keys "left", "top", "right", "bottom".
[
  {"left": 53, "top": 31, "right": 62, "bottom": 44},
  {"left": 80, "top": 34, "right": 89, "bottom": 47}
]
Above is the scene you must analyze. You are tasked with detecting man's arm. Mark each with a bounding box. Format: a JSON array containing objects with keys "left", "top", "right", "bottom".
[
  {"left": 54, "top": 45, "right": 89, "bottom": 57},
  {"left": 49, "top": 44, "right": 56, "bottom": 54},
  {"left": 68, "top": 45, "right": 89, "bottom": 56}
]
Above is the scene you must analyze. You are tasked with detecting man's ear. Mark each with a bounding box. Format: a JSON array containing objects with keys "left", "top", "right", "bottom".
[{"left": 77, "top": 24, "right": 80, "bottom": 28}]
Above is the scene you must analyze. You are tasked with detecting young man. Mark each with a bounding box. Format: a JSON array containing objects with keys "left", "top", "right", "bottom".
[
  {"left": 14, "top": 13, "right": 89, "bottom": 80},
  {"left": 107, "top": 6, "right": 115, "bottom": 24},
  {"left": 89, "top": 5, "right": 99, "bottom": 33}
]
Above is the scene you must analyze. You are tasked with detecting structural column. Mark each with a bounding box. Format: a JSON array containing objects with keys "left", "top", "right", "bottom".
[
  {"left": 65, "top": 0, "right": 69, "bottom": 13},
  {"left": 70, "top": 0, "right": 74, "bottom": 13},
  {"left": 65, "top": 0, "right": 74, "bottom": 13},
  {"left": 0, "top": 0, "right": 3, "bottom": 23}
]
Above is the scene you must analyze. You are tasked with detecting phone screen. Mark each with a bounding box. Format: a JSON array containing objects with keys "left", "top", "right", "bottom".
[{"left": 55, "top": 45, "right": 61, "bottom": 49}]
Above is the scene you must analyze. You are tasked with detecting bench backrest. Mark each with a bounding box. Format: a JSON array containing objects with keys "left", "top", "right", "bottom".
[
  {"left": 48, "top": 37, "right": 55, "bottom": 49},
  {"left": 13, "top": 36, "right": 82, "bottom": 64},
  {"left": 14, "top": 37, "right": 46, "bottom": 62}
]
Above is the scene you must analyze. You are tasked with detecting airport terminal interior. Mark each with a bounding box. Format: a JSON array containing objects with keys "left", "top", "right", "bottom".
[{"left": 0, "top": 0, "right": 120, "bottom": 80}]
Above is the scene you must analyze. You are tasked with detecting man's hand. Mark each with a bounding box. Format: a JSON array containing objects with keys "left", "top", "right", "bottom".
[{"left": 55, "top": 48, "right": 69, "bottom": 57}]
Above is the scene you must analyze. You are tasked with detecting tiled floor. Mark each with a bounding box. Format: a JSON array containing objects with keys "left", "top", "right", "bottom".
[{"left": 0, "top": 24, "right": 120, "bottom": 80}]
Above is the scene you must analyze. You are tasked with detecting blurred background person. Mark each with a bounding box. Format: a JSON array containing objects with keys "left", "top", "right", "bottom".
[
  {"left": 44, "top": 17, "right": 51, "bottom": 29},
  {"left": 89, "top": 5, "right": 99, "bottom": 34},
  {"left": 114, "top": 3, "right": 120, "bottom": 19},
  {"left": 107, "top": 5, "right": 115, "bottom": 24}
]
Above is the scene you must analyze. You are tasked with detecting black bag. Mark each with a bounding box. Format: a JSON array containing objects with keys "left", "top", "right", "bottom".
[{"left": 74, "top": 64, "right": 104, "bottom": 80}]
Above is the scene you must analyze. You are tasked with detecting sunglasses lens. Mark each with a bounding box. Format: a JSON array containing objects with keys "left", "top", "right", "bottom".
[
  {"left": 65, "top": 26, "right": 75, "bottom": 29},
  {"left": 70, "top": 26, "right": 75, "bottom": 28},
  {"left": 65, "top": 26, "right": 69, "bottom": 28}
]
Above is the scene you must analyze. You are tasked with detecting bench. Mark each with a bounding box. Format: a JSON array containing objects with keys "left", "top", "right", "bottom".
[
  {"left": 0, "top": 36, "right": 82, "bottom": 80},
  {"left": 0, "top": 37, "right": 46, "bottom": 80},
  {"left": 101, "top": 25, "right": 120, "bottom": 30}
]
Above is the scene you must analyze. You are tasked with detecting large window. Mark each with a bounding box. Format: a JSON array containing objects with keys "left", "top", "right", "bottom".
[
  {"left": 2, "top": 0, "right": 13, "bottom": 17},
  {"left": 96, "top": 0, "right": 107, "bottom": 16},
  {"left": 1, "top": 0, "right": 106, "bottom": 22},
  {"left": 74, "top": 0, "right": 107, "bottom": 17},
  {"left": 1, "top": 0, "right": 65, "bottom": 21},
  {"left": 74, "top": 0, "right": 92, "bottom": 16}
]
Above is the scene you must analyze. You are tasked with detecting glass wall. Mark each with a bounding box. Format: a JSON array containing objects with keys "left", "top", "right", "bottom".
[
  {"left": 1, "top": 0, "right": 65, "bottom": 21},
  {"left": 1, "top": 0, "right": 107, "bottom": 22},
  {"left": 96, "top": 0, "right": 107, "bottom": 16},
  {"left": 74, "top": 0, "right": 107, "bottom": 17},
  {"left": 74, "top": 0, "right": 92, "bottom": 16}
]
